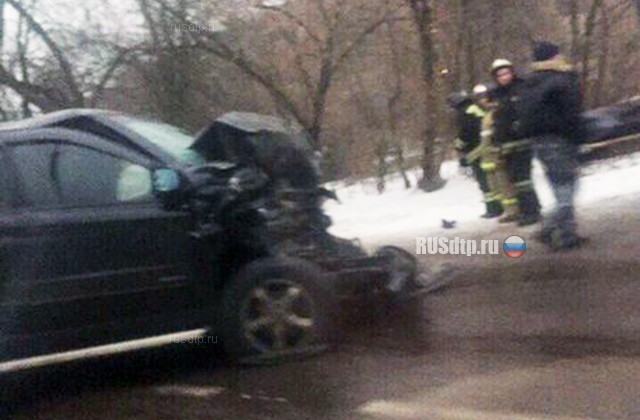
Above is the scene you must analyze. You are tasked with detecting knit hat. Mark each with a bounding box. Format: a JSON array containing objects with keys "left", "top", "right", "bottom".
[{"left": 533, "top": 41, "right": 560, "bottom": 62}]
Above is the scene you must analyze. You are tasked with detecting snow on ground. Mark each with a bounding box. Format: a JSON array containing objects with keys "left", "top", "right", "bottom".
[{"left": 324, "top": 152, "right": 640, "bottom": 243}]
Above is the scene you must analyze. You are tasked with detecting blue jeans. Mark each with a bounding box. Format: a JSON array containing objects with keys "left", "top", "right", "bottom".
[{"left": 534, "top": 135, "right": 580, "bottom": 236}]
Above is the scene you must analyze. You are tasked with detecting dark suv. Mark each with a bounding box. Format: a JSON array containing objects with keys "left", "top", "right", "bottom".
[{"left": 0, "top": 109, "right": 422, "bottom": 371}]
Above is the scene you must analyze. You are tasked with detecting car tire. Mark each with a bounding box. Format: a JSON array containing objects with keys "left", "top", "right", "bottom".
[{"left": 218, "top": 257, "right": 334, "bottom": 364}]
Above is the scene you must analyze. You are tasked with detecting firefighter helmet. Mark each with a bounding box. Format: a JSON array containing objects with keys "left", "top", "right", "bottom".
[
  {"left": 472, "top": 83, "right": 490, "bottom": 96},
  {"left": 491, "top": 58, "right": 514, "bottom": 74}
]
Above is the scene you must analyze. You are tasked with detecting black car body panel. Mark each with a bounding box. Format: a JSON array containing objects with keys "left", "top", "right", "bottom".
[
  {"left": 0, "top": 126, "right": 203, "bottom": 360},
  {"left": 0, "top": 110, "right": 417, "bottom": 366},
  {"left": 583, "top": 99, "right": 640, "bottom": 143}
]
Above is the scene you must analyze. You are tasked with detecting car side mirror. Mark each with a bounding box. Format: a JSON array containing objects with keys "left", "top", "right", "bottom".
[
  {"left": 153, "top": 168, "right": 182, "bottom": 193},
  {"left": 152, "top": 168, "right": 186, "bottom": 209}
]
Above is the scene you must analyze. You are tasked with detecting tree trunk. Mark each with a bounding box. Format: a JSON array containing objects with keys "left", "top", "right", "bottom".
[
  {"left": 581, "top": 0, "right": 604, "bottom": 107},
  {"left": 16, "top": 12, "right": 32, "bottom": 117},
  {"left": 592, "top": 5, "right": 610, "bottom": 107},
  {"left": 463, "top": 0, "right": 475, "bottom": 88},
  {"left": 453, "top": 0, "right": 465, "bottom": 91},
  {"left": 569, "top": 0, "right": 580, "bottom": 63},
  {"left": 0, "top": 0, "right": 5, "bottom": 57},
  {"left": 308, "top": 48, "right": 334, "bottom": 148},
  {"left": 489, "top": 0, "right": 502, "bottom": 60},
  {"left": 408, "top": 0, "right": 445, "bottom": 192},
  {"left": 386, "top": 21, "right": 411, "bottom": 189}
]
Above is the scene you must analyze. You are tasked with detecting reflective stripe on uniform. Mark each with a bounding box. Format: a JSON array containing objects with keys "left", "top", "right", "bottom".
[
  {"left": 465, "top": 104, "right": 486, "bottom": 118},
  {"left": 502, "top": 197, "right": 518, "bottom": 206},
  {"left": 501, "top": 139, "right": 532, "bottom": 154},
  {"left": 514, "top": 180, "right": 534, "bottom": 191},
  {"left": 454, "top": 138, "right": 466, "bottom": 150},
  {"left": 483, "top": 192, "right": 501, "bottom": 203},
  {"left": 480, "top": 161, "right": 496, "bottom": 170}
]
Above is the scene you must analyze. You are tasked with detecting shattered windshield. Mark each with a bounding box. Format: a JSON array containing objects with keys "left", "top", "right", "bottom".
[{"left": 113, "top": 116, "right": 205, "bottom": 165}]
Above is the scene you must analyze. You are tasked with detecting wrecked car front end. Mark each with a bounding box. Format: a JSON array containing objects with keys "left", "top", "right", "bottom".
[{"left": 182, "top": 112, "right": 430, "bottom": 307}]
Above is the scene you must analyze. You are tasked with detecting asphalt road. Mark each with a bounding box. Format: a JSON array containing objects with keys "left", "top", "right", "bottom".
[{"left": 2, "top": 193, "right": 639, "bottom": 420}]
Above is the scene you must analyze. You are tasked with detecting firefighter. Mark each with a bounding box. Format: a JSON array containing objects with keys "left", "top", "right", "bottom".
[
  {"left": 466, "top": 85, "right": 520, "bottom": 224},
  {"left": 490, "top": 58, "right": 542, "bottom": 226},
  {"left": 448, "top": 90, "right": 502, "bottom": 218},
  {"left": 514, "top": 42, "right": 585, "bottom": 249}
]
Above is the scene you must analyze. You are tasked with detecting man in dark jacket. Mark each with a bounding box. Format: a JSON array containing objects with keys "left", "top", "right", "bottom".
[
  {"left": 515, "top": 42, "right": 585, "bottom": 249},
  {"left": 490, "top": 59, "right": 541, "bottom": 225},
  {"left": 448, "top": 90, "right": 503, "bottom": 218}
]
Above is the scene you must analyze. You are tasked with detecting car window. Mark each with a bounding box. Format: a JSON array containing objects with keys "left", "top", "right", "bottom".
[
  {"left": 55, "top": 145, "right": 153, "bottom": 206},
  {"left": 11, "top": 144, "right": 61, "bottom": 207},
  {"left": 11, "top": 143, "right": 152, "bottom": 208},
  {"left": 115, "top": 162, "right": 154, "bottom": 202}
]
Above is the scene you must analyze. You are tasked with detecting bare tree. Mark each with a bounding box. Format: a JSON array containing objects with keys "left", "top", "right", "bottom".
[
  {"left": 2, "top": 0, "right": 83, "bottom": 108},
  {"left": 633, "top": 0, "right": 640, "bottom": 28},
  {"left": 15, "top": 1, "right": 32, "bottom": 117},
  {"left": 592, "top": 3, "right": 611, "bottom": 107},
  {"left": 0, "top": 0, "right": 133, "bottom": 112},
  {"left": 405, "top": 0, "right": 445, "bottom": 191},
  {"left": 569, "top": 0, "right": 580, "bottom": 62},
  {"left": 581, "top": 0, "right": 605, "bottom": 104},
  {"left": 385, "top": 20, "right": 412, "bottom": 189},
  {"left": 152, "top": 0, "right": 400, "bottom": 149},
  {"left": 0, "top": 0, "right": 5, "bottom": 56}
]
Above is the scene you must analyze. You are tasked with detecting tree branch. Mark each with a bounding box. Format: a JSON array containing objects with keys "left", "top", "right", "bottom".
[
  {"left": 0, "top": 65, "right": 62, "bottom": 111},
  {"left": 194, "top": 38, "right": 310, "bottom": 127},
  {"left": 88, "top": 48, "right": 134, "bottom": 107},
  {"left": 257, "top": 4, "right": 323, "bottom": 46},
  {"left": 150, "top": 0, "right": 310, "bottom": 128},
  {"left": 331, "top": 12, "right": 402, "bottom": 73},
  {"left": 5, "top": 0, "right": 82, "bottom": 105}
]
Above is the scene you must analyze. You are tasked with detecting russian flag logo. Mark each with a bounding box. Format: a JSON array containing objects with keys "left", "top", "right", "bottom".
[{"left": 503, "top": 235, "right": 526, "bottom": 258}]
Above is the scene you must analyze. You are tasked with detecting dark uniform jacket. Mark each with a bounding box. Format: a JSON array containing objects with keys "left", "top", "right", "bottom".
[
  {"left": 492, "top": 78, "right": 524, "bottom": 146},
  {"left": 455, "top": 103, "right": 485, "bottom": 154},
  {"left": 514, "top": 57, "right": 585, "bottom": 143}
]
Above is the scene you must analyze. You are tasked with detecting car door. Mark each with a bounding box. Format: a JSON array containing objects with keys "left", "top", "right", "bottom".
[
  {"left": 0, "top": 143, "right": 22, "bottom": 359},
  {"left": 1, "top": 129, "right": 200, "bottom": 359}
]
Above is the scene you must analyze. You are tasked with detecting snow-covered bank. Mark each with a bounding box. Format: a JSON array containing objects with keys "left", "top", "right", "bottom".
[{"left": 324, "top": 153, "right": 640, "bottom": 243}]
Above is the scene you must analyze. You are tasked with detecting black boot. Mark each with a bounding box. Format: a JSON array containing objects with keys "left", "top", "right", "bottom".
[
  {"left": 518, "top": 212, "right": 541, "bottom": 226},
  {"left": 481, "top": 200, "right": 503, "bottom": 218},
  {"left": 549, "top": 229, "right": 588, "bottom": 251},
  {"left": 517, "top": 190, "right": 541, "bottom": 226},
  {"left": 544, "top": 207, "right": 586, "bottom": 250}
]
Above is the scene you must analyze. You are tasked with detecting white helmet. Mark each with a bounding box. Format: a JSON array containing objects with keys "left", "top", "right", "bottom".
[
  {"left": 491, "top": 58, "right": 514, "bottom": 74},
  {"left": 472, "top": 83, "right": 489, "bottom": 96}
]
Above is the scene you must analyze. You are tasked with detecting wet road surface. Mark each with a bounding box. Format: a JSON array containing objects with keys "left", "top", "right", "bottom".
[{"left": 2, "top": 193, "right": 639, "bottom": 420}]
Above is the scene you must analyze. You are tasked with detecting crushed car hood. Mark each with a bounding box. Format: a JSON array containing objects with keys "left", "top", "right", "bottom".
[{"left": 190, "top": 112, "right": 321, "bottom": 187}]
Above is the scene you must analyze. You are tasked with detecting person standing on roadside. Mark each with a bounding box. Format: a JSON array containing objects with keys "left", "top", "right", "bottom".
[
  {"left": 490, "top": 59, "right": 542, "bottom": 226},
  {"left": 448, "top": 89, "right": 503, "bottom": 218},
  {"left": 466, "top": 84, "right": 520, "bottom": 224},
  {"left": 514, "top": 42, "right": 586, "bottom": 249}
]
